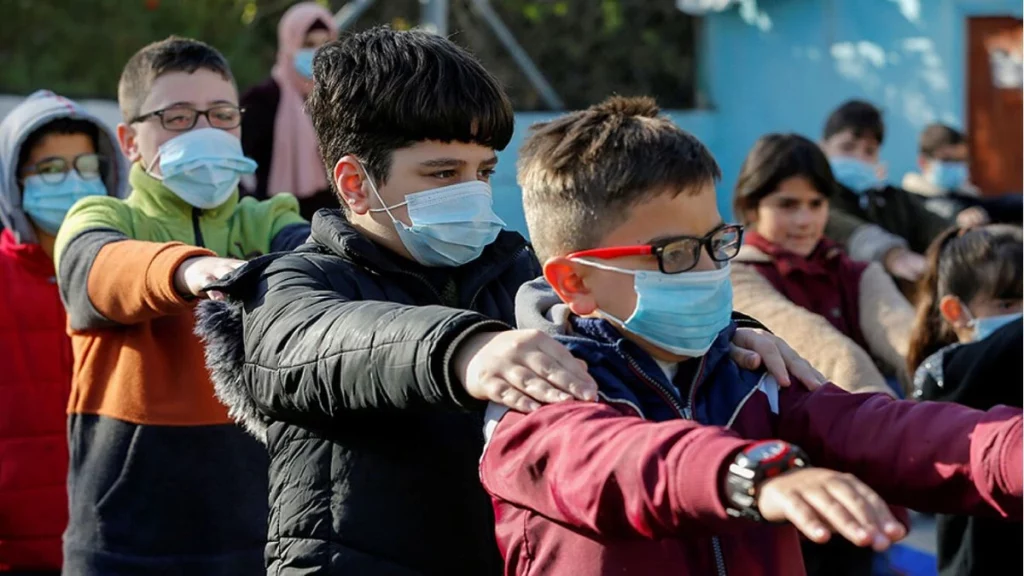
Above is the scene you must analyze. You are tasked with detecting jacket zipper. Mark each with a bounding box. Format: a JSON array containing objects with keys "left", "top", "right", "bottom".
[
  {"left": 192, "top": 208, "right": 205, "bottom": 247},
  {"left": 395, "top": 270, "right": 444, "bottom": 303},
  {"left": 624, "top": 353, "right": 727, "bottom": 576}
]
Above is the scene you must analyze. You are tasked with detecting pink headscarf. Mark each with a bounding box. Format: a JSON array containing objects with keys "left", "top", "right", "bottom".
[{"left": 267, "top": 2, "right": 338, "bottom": 199}]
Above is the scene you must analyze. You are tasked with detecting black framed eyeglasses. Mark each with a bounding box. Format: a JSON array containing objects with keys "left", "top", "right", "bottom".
[
  {"left": 568, "top": 223, "right": 744, "bottom": 274},
  {"left": 22, "top": 153, "right": 107, "bottom": 185},
  {"left": 131, "top": 104, "right": 245, "bottom": 132}
]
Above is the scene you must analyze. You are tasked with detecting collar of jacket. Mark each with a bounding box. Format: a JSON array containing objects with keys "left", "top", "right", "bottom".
[
  {"left": 556, "top": 315, "right": 738, "bottom": 421},
  {"left": 308, "top": 208, "right": 530, "bottom": 279},
  {"left": 1, "top": 227, "right": 55, "bottom": 279},
  {"left": 741, "top": 230, "right": 844, "bottom": 279},
  {"left": 127, "top": 162, "right": 240, "bottom": 222}
]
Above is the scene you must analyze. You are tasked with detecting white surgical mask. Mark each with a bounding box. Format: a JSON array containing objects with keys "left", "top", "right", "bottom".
[
  {"left": 147, "top": 128, "right": 257, "bottom": 209},
  {"left": 366, "top": 170, "right": 506, "bottom": 267}
]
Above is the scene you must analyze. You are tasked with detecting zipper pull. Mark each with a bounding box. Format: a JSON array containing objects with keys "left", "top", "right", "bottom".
[{"left": 682, "top": 406, "right": 692, "bottom": 420}]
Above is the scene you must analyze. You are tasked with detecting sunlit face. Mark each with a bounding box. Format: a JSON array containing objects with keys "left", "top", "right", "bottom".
[
  {"left": 545, "top": 183, "right": 723, "bottom": 362},
  {"left": 821, "top": 129, "right": 880, "bottom": 165},
  {"left": 336, "top": 140, "right": 499, "bottom": 261},
  {"left": 117, "top": 69, "right": 240, "bottom": 171},
  {"left": 748, "top": 176, "right": 829, "bottom": 257}
]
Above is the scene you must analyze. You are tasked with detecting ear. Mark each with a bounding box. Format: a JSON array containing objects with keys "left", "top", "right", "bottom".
[
  {"left": 544, "top": 256, "right": 598, "bottom": 316},
  {"left": 116, "top": 123, "right": 141, "bottom": 164},
  {"left": 938, "top": 295, "right": 969, "bottom": 327},
  {"left": 743, "top": 207, "right": 759, "bottom": 226},
  {"left": 334, "top": 154, "right": 371, "bottom": 215},
  {"left": 917, "top": 154, "right": 930, "bottom": 172}
]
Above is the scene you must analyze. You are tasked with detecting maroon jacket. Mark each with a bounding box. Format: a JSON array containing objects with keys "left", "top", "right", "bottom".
[
  {"left": 481, "top": 291, "right": 1023, "bottom": 576},
  {"left": 742, "top": 231, "right": 870, "bottom": 349}
]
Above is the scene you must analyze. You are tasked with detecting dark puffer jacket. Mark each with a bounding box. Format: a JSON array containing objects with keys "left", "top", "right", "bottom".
[{"left": 194, "top": 210, "right": 540, "bottom": 576}]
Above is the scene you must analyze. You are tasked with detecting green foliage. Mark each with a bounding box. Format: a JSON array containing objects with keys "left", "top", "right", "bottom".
[{"left": 1, "top": 0, "right": 698, "bottom": 110}]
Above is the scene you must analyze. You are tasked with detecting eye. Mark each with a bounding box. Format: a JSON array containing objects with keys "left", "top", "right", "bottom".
[
  {"left": 778, "top": 199, "right": 798, "bottom": 210},
  {"left": 809, "top": 198, "right": 827, "bottom": 210},
  {"left": 478, "top": 168, "right": 496, "bottom": 180},
  {"left": 36, "top": 159, "right": 67, "bottom": 174},
  {"left": 432, "top": 170, "right": 457, "bottom": 180}
]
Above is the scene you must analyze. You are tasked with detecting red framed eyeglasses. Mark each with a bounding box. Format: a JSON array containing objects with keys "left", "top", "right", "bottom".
[{"left": 567, "top": 223, "right": 744, "bottom": 274}]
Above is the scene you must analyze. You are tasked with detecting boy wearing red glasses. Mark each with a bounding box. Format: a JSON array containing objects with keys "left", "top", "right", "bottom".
[{"left": 479, "top": 96, "right": 1024, "bottom": 576}]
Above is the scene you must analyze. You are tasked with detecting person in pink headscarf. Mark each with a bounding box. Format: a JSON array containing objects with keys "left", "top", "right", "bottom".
[{"left": 240, "top": 2, "right": 338, "bottom": 220}]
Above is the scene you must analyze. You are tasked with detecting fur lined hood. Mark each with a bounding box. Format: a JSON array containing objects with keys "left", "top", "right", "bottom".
[{"left": 195, "top": 296, "right": 270, "bottom": 444}]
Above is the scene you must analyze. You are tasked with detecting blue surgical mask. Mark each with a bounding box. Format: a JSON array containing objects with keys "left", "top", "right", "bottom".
[
  {"left": 294, "top": 49, "right": 315, "bottom": 79},
  {"left": 969, "top": 311, "right": 1022, "bottom": 342},
  {"left": 147, "top": 127, "right": 257, "bottom": 209},
  {"left": 367, "top": 175, "right": 506, "bottom": 267},
  {"left": 573, "top": 259, "right": 734, "bottom": 357},
  {"left": 830, "top": 157, "right": 882, "bottom": 194},
  {"left": 927, "top": 161, "right": 968, "bottom": 191},
  {"left": 22, "top": 172, "right": 107, "bottom": 235}
]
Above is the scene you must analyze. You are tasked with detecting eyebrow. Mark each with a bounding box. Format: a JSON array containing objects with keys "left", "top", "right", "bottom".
[
  {"left": 155, "top": 99, "right": 237, "bottom": 110},
  {"left": 647, "top": 221, "right": 726, "bottom": 244},
  {"left": 420, "top": 156, "right": 499, "bottom": 169}
]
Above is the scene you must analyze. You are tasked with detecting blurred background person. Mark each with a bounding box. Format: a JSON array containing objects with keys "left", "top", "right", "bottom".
[
  {"left": 903, "top": 123, "right": 1022, "bottom": 226},
  {"left": 732, "top": 133, "right": 913, "bottom": 403},
  {"left": 908, "top": 224, "right": 1022, "bottom": 576},
  {"left": 0, "top": 89, "right": 126, "bottom": 576},
  {"left": 240, "top": 2, "right": 338, "bottom": 220}
]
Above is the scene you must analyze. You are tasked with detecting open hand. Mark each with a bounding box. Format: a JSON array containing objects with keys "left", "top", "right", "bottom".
[
  {"left": 730, "top": 329, "right": 826, "bottom": 389},
  {"left": 883, "top": 248, "right": 927, "bottom": 282},
  {"left": 173, "top": 256, "right": 244, "bottom": 300},
  {"left": 757, "top": 468, "right": 906, "bottom": 550},
  {"left": 454, "top": 329, "right": 598, "bottom": 412}
]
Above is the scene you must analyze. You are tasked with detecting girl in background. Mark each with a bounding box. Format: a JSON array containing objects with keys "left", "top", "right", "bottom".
[
  {"left": 240, "top": 2, "right": 338, "bottom": 219},
  {"left": 908, "top": 224, "right": 1022, "bottom": 576},
  {"left": 731, "top": 133, "right": 913, "bottom": 398}
]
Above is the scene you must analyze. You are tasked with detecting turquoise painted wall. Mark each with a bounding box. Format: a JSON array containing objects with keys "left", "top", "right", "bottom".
[{"left": 491, "top": 0, "right": 1021, "bottom": 237}]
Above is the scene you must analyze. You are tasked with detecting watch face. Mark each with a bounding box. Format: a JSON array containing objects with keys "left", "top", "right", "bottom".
[{"left": 745, "top": 441, "right": 789, "bottom": 465}]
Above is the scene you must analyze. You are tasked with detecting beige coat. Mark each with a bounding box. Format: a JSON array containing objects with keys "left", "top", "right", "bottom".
[{"left": 732, "top": 246, "right": 915, "bottom": 396}]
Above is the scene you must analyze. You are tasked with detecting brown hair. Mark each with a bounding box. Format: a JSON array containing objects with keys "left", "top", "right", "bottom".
[
  {"left": 906, "top": 224, "right": 1023, "bottom": 375},
  {"left": 518, "top": 95, "right": 720, "bottom": 263},
  {"left": 117, "top": 36, "right": 234, "bottom": 123}
]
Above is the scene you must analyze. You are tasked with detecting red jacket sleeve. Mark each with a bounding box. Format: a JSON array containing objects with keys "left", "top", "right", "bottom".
[
  {"left": 479, "top": 401, "right": 755, "bottom": 539},
  {"left": 776, "top": 383, "right": 1023, "bottom": 519}
]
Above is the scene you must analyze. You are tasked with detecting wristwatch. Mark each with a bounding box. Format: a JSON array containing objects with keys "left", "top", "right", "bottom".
[{"left": 724, "top": 440, "right": 809, "bottom": 521}]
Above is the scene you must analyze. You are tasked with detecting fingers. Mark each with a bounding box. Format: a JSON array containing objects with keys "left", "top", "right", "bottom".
[
  {"left": 728, "top": 344, "right": 762, "bottom": 371},
  {"left": 778, "top": 492, "right": 831, "bottom": 544},
  {"left": 491, "top": 382, "right": 541, "bottom": 412},
  {"left": 534, "top": 336, "right": 598, "bottom": 401}
]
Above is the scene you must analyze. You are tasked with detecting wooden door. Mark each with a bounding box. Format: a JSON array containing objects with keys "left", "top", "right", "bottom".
[{"left": 966, "top": 17, "right": 1022, "bottom": 196}]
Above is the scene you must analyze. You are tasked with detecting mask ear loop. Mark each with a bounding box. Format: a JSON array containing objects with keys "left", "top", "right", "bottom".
[
  {"left": 363, "top": 162, "right": 409, "bottom": 220},
  {"left": 144, "top": 149, "right": 165, "bottom": 181}
]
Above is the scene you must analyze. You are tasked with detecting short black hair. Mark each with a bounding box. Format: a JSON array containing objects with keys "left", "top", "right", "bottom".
[
  {"left": 734, "top": 133, "right": 838, "bottom": 225},
  {"left": 919, "top": 123, "right": 966, "bottom": 158},
  {"left": 519, "top": 96, "right": 721, "bottom": 263},
  {"left": 118, "top": 36, "right": 234, "bottom": 123},
  {"left": 823, "top": 99, "right": 885, "bottom": 145},
  {"left": 18, "top": 117, "right": 100, "bottom": 177},
  {"left": 307, "top": 26, "right": 514, "bottom": 193}
]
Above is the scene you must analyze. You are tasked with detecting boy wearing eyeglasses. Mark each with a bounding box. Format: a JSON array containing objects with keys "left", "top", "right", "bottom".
[
  {"left": 479, "top": 96, "right": 1023, "bottom": 575},
  {"left": 0, "top": 90, "right": 127, "bottom": 575},
  {"left": 51, "top": 37, "right": 308, "bottom": 575}
]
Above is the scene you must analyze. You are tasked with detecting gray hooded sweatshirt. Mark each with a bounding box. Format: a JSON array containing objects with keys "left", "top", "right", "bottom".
[{"left": 0, "top": 90, "right": 128, "bottom": 244}]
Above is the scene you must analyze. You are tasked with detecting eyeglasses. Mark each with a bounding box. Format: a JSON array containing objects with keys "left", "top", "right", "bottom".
[
  {"left": 131, "top": 104, "right": 244, "bottom": 132},
  {"left": 22, "top": 153, "right": 107, "bottom": 185},
  {"left": 567, "top": 223, "right": 744, "bottom": 274}
]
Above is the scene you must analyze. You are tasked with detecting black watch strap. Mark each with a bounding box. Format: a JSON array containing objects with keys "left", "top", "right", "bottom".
[{"left": 724, "top": 440, "right": 809, "bottom": 521}]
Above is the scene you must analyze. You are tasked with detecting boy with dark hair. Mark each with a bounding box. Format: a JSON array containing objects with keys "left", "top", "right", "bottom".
[
  {"left": 194, "top": 27, "right": 821, "bottom": 576},
  {"left": 0, "top": 90, "right": 127, "bottom": 575},
  {"left": 903, "top": 122, "right": 1021, "bottom": 225},
  {"left": 820, "top": 100, "right": 954, "bottom": 284},
  {"left": 54, "top": 36, "right": 309, "bottom": 575},
  {"left": 479, "top": 96, "right": 1023, "bottom": 576}
]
